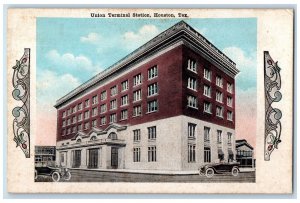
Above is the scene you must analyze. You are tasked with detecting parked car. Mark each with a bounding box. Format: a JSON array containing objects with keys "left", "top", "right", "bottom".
[
  {"left": 35, "top": 165, "right": 71, "bottom": 182},
  {"left": 199, "top": 162, "right": 240, "bottom": 178}
]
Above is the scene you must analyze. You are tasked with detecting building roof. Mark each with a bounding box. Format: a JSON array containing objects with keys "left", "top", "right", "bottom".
[
  {"left": 54, "top": 20, "right": 239, "bottom": 108},
  {"left": 236, "top": 139, "right": 254, "bottom": 150}
]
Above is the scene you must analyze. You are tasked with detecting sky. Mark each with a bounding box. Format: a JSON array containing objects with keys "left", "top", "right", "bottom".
[{"left": 36, "top": 18, "right": 257, "bottom": 148}]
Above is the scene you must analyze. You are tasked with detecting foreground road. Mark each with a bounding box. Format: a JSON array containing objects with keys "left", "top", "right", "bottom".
[{"left": 36, "top": 169, "right": 255, "bottom": 182}]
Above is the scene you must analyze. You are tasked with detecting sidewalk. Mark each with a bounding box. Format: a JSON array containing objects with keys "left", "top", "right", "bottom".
[{"left": 71, "top": 167, "right": 256, "bottom": 175}]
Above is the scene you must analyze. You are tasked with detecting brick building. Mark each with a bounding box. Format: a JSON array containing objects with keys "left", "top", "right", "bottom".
[{"left": 54, "top": 21, "right": 239, "bottom": 171}]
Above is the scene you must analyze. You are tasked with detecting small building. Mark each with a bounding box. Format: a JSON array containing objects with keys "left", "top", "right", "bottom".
[
  {"left": 235, "top": 139, "right": 254, "bottom": 168},
  {"left": 35, "top": 146, "right": 56, "bottom": 166}
]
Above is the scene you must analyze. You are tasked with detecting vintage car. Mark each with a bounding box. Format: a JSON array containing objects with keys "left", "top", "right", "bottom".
[
  {"left": 35, "top": 165, "right": 71, "bottom": 182},
  {"left": 199, "top": 162, "right": 240, "bottom": 178}
]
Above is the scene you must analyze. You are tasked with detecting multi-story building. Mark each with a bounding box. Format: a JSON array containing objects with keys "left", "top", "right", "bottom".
[{"left": 54, "top": 21, "right": 239, "bottom": 171}]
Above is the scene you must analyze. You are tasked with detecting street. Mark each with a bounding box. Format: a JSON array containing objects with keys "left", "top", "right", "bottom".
[{"left": 36, "top": 169, "right": 255, "bottom": 182}]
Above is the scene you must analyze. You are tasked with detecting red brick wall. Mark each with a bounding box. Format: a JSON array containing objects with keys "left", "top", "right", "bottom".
[
  {"left": 56, "top": 45, "right": 184, "bottom": 141},
  {"left": 181, "top": 46, "right": 235, "bottom": 129},
  {"left": 56, "top": 44, "right": 236, "bottom": 142}
]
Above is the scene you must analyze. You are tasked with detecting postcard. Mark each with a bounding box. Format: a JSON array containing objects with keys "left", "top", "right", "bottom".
[{"left": 6, "top": 8, "right": 294, "bottom": 193}]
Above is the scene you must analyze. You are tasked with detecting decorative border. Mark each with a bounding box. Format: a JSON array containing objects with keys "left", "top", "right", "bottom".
[
  {"left": 12, "top": 48, "right": 30, "bottom": 158},
  {"left": 264, "top": 51, "right": 282, "bottom": 161}
]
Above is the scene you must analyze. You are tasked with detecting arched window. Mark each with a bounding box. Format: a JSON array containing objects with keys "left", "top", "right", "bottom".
[
  {"left": 76, "top": 139, "right": 82, "bottom": 143},
  {"left": 90, "top": 136, "right": 97, "bottom": 141},
  {"left": 108, "top": 132, "right": 117, "bottom": 140}
]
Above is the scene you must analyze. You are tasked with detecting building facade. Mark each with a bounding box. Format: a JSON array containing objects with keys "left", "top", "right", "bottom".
[
  {"left": 35, "top": 146, "right": 56, "bottom": 166},
  {"left": 54, "top": 21, "right": 239, "bottom": 171},
  {"left": 236, "top": 139, "right": 255, "bottom": 168}
]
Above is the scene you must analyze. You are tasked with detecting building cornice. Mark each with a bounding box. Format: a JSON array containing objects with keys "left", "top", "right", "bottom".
[{"left": 54, "top": 20, "right": 239, "bottom": 109}]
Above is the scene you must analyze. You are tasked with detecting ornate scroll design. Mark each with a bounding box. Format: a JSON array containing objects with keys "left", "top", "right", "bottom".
[
  {"left": 12, "top": 48, "right": 30, "bottom": 158},
  {"left": 264, "top": 51, "right": 282, "bottom": 161}
]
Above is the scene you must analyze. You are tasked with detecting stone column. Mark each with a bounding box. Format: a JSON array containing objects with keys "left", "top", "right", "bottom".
[{"left": 80, "top": 148, "right": 87, "bottom": 169}]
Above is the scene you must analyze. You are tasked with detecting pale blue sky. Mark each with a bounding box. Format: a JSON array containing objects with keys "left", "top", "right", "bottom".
[{"left": 36, "top": 18, "right": 257, "bottom": 107}]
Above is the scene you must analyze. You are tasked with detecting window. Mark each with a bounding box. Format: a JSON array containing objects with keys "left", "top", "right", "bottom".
[
  {"left": 133, "top": 105, "right": 142, "bottom": 117},
  {"left": 217, "top": 130, "right": 222, "bottom": 144},
  {"left": 92, "top": 119, "right": 97, "bottom": 127},
  {"left": 84, "top": 122, "right": 89, "bottom": 130},
  {"left": 188, "top": 144, "right": 196, "bottom": 163},
  {"left": 148, "top": 146, "right": 157, "bottom": 162},
  {"left": 72, "top": 116, "right": 76, "bottom": 124},
  {"left": 72, "top": 106, "right": 77, "bottom": 113},
  {"left": 227, "top": 132, "right": 232, "bottom": 145},
  {"left": 92, "top": 95, "right": 98, "bottom": 105},
  {"left": 148, "top": 83, "right": 158, "bottom": 96},
  {"left": 187, "top": 59, "right": 197, "bottom": 72},
  {"left": 72, "top": 150, "right": 81, "bottom": 168},
  {"left": 216, "top": 91, "right": 223, "bottom": 103},
  {"left": 147, "top": 100, "right": 158, "bottom": 113},
  {"left": 62, "top": 129, "right": 65, "bottom": 136},
  {"left": 203, "top": 85, "right": 211, "bottom": 97},
  {"left": 100, "top": 104, "right": 107, "bottom": 113},
  {"left": 68, "top": 109, "right": 72, "bottom": 116},
  {"left": 78, "top": 124, "right": 82, "bottom": 131},
  {"left": 78, "top": 113, "right": 82, "bottom": 121},
  {"left": 204, "top": 147, "right": 211, "bottom": 163},
  {"left": 227, "top": 96, "right": 233, "bottom": 107},
  {"left": 204, "top": 68, "right": 211, "bottom": 81},
  {"left": 148, "top": 66, "right": 158, "bottom": 79},
  {"left": 121, "top": 95, "right": 129, "bottom": 106},
  {"left": 187, "top": 77, "right": 197, "bottom": 91},
  {"left": 84, "top": 111, "right": 90, "bottom": 120},
  {"left": 110, "top": 99, "right": 117, "bottom": 110},
  {"left": 188, "top": 123, "right": 196, "bottom": 138},
  {"left": 67, "top": 128, "right": 71, "bottom": 134},
  {"left": 121, "top": 80, "right": 129, "bottom": 92},
  {"left": 227, "top": 83, "right": 233, "bottom": 93},
  {"left": 120, "top": 109, "right": 128, "bottom": 120},
  {"left": 62, "top": 111, "right": 66, "bottom": 118},
  {"left": 110, "top": 86, "right": 118, "bottom": 96},
  {"left": 62, "top": 120, "right": 66, "bottom": 127},
  {"left": 216, "top": 106, "right": 223, "bottom": 118},
  {"left": 100, "top": 116, "right": 106, "bottom": 125},
  {"left": 85, "top": 99, "right": 89, "bottom": 108},
  {"left": 78, "top": 103, "right": 83, "bottom": 110},
  {"left": 148, "top": 126, "right": 156, "bottom": 140},
  {"left": 187, "top": 95, "right": 197, "bottom": 108},
  {"left": 101, "top": 91, "right": 107, "bottom": 100},
  {"left": 133, "top": 129, "right": 141, "bottom": 142},
  {"left": 133, "top": 148, "right": 141, "bottom": 162},
  {"left": 227, "top": 111, "right": 233, "bottom": 121},
  {"left": 133, "top": 89, "right": 142, "bottom": 102},
  {"left": 216, "top": 76, "right": 223, "bottom": 87},
  {"left": 110, "top": 113, "right": 116, "bottom": 123},
  {"left": 204, "top": 127, "right": 210, "bottom": 142},
  {"left": 204, "top": 101, "right": 212, "bottom": 113},
  {"left": 72, "top": 126, "right": 76, "bottom": 133},
  {"left": 92, "top": 107, "right": 98, "bottom": 117},
  {"left": 133, "top": 74, "right": 142, "bottom": 86},
  {"left": 67, "top": 118, "right": 71, "bottom": 126}
]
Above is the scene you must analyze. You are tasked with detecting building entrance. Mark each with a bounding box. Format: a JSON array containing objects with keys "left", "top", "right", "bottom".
[{"left": 111, "top": 147, "right": 118, "bottom": 169}]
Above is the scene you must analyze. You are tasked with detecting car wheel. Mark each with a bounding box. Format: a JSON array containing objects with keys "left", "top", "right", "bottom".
[
  {"left": 63, "top": 171, "right": 71, "bottom": 181},
  {"left": 205, "top": 168, "right": 214, "bottom": 178},
  {"left": 232, "top": 167, "right": 239, "bottom": 176},
  {"left": 34, "top": 170, "right": 38, "bottom": 180},
  {"left": 199, "top": 170, "right": 204, "bottom": 176},
  {"left": 52, "top": 172, "right": 60, "bottom": 182}
]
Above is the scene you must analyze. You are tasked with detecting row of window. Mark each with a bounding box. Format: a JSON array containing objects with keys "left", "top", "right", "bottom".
[
  {"left": 62, "top": 82, "right": 159, "bottom": 119},
  {"left": 187, "top": 59, "right": 234, "bottom": 93},
  {"left": 188, "top": 145, "right": 233, "bottom": 163},
  {"left": 187, "top": 96, "right": 233, "bottom": 121},
  {"left": 133, "top": 146, "right": 157, "bottom": 162},
  {"left": 188, "top": 123, "right": 233, "bottom": 144},
  {"left": 62, "top": 100, "right": 158, "bottom": 128}
]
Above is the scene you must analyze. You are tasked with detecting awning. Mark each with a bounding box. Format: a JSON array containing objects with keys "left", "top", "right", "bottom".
[
  {"left": 228, "top": 149, "right": 234, "bottom": 155},
  {"left": 218, "top": 148, "right": 224, "bottom": 155}
]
